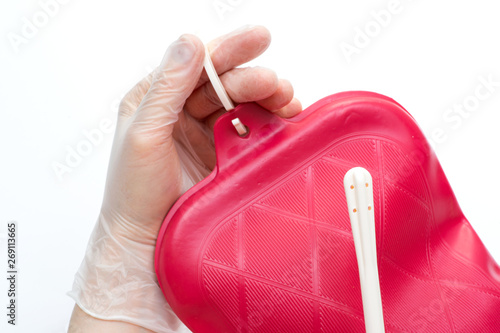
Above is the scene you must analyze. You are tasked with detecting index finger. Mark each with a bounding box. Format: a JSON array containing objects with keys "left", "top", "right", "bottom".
[{"left": 195, "top": 25, "right": 271, "bottom": 89}]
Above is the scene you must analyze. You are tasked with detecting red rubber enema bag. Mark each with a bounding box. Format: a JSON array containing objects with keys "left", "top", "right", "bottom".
[{"left": 155, "top": 91, "right": 500, "bottom": 332}]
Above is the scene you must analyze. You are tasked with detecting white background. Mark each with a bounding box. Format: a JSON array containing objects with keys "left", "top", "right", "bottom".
[{"left": 1, "top": 0, "right": 499, "bottom": 332}]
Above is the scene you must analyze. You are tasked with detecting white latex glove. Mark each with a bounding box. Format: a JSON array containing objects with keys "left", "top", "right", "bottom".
[{"left": 67, "top": 25, "right": 302, "bottom": 333}]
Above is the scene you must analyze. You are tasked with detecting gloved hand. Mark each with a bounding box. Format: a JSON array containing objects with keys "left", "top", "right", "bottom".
[{"left": 67, "top": 25, "right": 302, "bottom": 333}]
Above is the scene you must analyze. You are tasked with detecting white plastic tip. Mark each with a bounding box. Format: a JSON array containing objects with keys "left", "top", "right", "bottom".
[
  {"left": 231, "top": 118, "right": 248, "bottom": 136},
  {"left": 203, "top": 45, "right": 235, "bottom": 111},
  {"left": 344, "top": 167, "right": 385, "bottom": 333}
]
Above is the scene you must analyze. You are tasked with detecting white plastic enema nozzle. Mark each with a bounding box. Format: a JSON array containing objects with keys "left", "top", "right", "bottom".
[{"left": 344, "top": 167, "right": 385, "bottom": 333}]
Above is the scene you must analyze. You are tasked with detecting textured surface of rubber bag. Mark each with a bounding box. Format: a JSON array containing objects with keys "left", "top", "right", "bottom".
[{"left": 155, "top": 91, "right": 500, "bottom": 332}]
